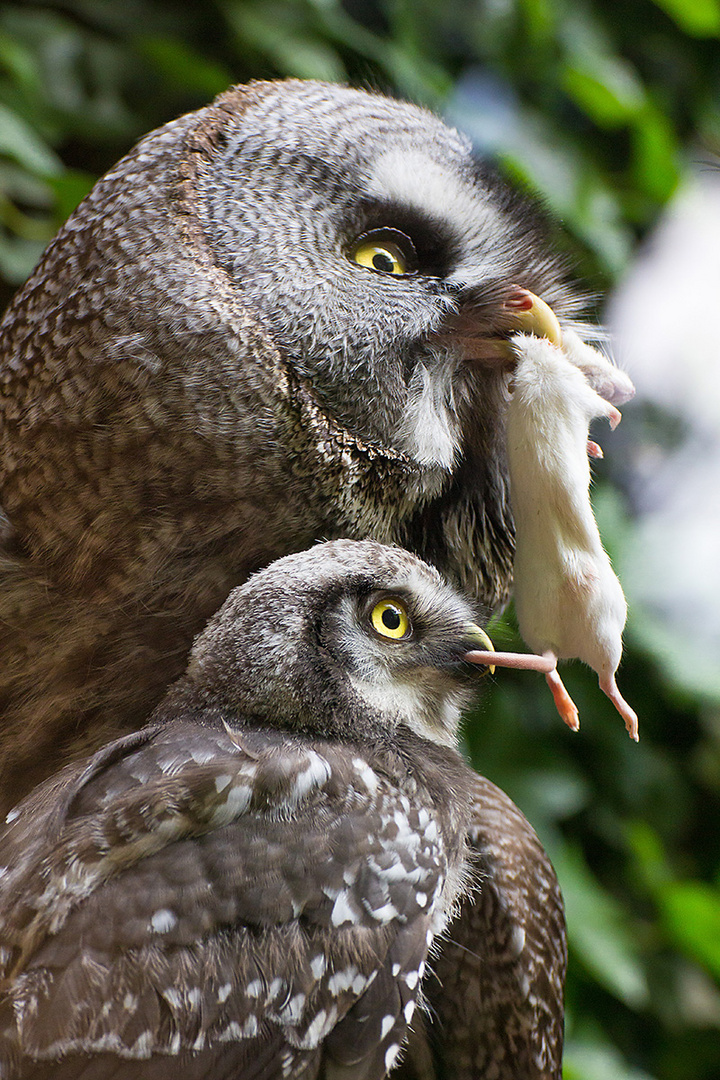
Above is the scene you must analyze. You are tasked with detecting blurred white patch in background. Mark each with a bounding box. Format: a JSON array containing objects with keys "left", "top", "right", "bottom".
[{"left": 608, "top": 168, "right": 720, "bottom": 700}]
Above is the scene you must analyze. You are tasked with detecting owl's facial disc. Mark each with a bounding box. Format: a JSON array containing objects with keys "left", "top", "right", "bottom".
[
  {"left": 321, "top": 581, "right": 487, "bottom": 748},
  {"left": 184, "top": 539, "right": 486, "bottom": 746}
]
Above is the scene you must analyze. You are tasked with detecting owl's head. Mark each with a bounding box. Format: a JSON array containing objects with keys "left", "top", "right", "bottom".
[
  {"left": 175, "top": 539, "right": 487, "bottom": 748},
  {"left": 196, "top": 79, "right": 578, "bottom": 465}
]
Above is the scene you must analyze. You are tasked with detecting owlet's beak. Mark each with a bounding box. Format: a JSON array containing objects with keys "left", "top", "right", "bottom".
[{"left": 464, "top": 624, "right": 496, "bottom": 674}]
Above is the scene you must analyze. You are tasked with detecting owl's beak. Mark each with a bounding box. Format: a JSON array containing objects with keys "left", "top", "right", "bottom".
[
  {"left": 463, "top": 623, "right": 496, "bottom": 674},
  {"left": 436, "top": 287, "right": 563, "bottom": 367},
  {"left": 503, "top": 287, "right": 563, "bottom": 346},
  {"left": 463, "top": 623, "right": 556, "bottom": 675}
]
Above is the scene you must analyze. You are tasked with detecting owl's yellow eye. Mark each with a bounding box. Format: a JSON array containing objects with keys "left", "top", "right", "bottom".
[
  {"left": 370, "top": 598, "right": 411, "bottom": 640},
  {"left": 349, "top": 229, "right": 416, "bottom": 276},
  {"left": 352, "top": 241, "right": 406, "bottom": 275}
]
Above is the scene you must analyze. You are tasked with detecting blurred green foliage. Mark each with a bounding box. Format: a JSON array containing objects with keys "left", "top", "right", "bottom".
[{"left": 1, "top": 2, "right": 719, "bottom": 1078}]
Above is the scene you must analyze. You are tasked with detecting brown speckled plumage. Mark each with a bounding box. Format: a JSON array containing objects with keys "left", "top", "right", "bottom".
[
  {"left": 0, "top": 542, "right": 565, "bottom": 1079},
  {"left": 0, "top": 82, "right": 568, "bottom": 1077}
]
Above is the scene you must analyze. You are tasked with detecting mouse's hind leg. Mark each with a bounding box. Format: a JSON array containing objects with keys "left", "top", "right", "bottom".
[
  {"left": 545, "top": 662, "right": 580, "bottom": 731},
  {"left": 599, "top": 673, "right": 639, "bottom": 740}
]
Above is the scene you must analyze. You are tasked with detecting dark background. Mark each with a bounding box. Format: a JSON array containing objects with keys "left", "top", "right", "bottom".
[{"left": 2, "top": 2, "right": 719, "bottom": 1077}]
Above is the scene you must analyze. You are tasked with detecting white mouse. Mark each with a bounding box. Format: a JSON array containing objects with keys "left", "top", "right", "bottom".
[{"left": 505, "top": 330, "right": 639, "bottom": 740}]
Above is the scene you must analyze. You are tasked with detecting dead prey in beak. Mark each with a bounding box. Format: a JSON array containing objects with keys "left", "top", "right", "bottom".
[
  {"left": 462, "top": 623, "right": 557, "bottom": 676},
  {"left": 502, "top": 290, "right": 639, "bottom": 740},
  {"left": 462, "top": 627, "right": 600, "bottom": 731}
]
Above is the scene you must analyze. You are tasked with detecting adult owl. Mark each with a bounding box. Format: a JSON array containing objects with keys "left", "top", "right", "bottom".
[
  {"left": 0, "top": 540, "right": 565, "bottom": 1079},
  {"left": 0, "top": 78, "right": 581, "bottom": 806},
  {"left": 0, "top": 79, "right": 574, "bottom": 1076}
]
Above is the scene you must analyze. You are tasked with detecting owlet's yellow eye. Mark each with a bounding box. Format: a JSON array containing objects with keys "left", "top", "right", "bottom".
[
  {"left": 370, "top": 598, "right": 411, "bottom": 640},
  {"left": 349, "top": 229, "right": 416, "bottom": 276}
]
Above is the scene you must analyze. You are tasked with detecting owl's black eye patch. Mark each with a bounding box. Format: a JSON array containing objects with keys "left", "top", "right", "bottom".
[{"left": 349, "top": 199, "right": 460, "bottom": 278}]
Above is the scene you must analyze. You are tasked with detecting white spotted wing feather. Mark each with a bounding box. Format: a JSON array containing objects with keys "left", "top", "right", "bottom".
[{"left": 0, "top": 722, "right": 456, "bottom": 1079}]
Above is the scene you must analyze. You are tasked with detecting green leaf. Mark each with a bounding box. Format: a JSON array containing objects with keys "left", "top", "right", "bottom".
[
  {"left": 508, "top": 767, "right": 589, "bottom": 823},
  {"left": 564, "top": 1036, "right": 657, "bottom": 1080},
  {"left": 520, "top": 0, "right": 556, "bottom": 45},
  {"left": 0, "top": 234, "right": 46, "bottom": 283},
  {"left": 555, "top": 844, "right": 649, "bottom": 1008},
  {"left": 562, "top": 59, "right": 645, "bottom": 129},
  {"left": 660, "top": 882, "right": 720, "bottom": 980},
  {"left": 223, "top": 3, "right": 347, "bottom": 82},
  {"left": 0, "top": 161, "right": 52, "bottom": 206},
  {"left": 625, "top": 820, "right": 674, "bottom": 897},
  {"left": 138, "top": 36, "right": 233, "bottom": 97},
  {"left": 631, "top": 102, "right": 681, "bottom": 202},
  {"left": 47, "top": 169, "right": 95, "bottom": 221},
  {"left": 0, "top": 27, "right": 42, "bottom": 92},
  {"left": 0, "top": 104, "right": 60, "bottom": 176},
  {"left": 271, "top": 36, "right": 346, "bottom": 82},
  {"left": 651, "top": 0, "right": 720, "bottom": 36}
]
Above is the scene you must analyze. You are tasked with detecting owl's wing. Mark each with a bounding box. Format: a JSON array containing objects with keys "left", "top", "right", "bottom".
[
  {"left": 0, "top": 720, "right": 451, "bottom": 1080},
  {"left": 402, "top": 771, "right": 566, "bottom": 1080}
]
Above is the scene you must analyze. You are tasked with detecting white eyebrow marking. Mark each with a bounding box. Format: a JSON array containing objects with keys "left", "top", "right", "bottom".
[
  {"left": 368, "top": 149, "right": 495, "bottom": 229},
  {"left": 367, "top": 149, "right": 512, "bottom": 288}
]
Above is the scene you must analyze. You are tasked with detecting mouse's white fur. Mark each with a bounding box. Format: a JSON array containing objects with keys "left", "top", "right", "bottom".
[
  {"left": 563, "top": 328, "right": 636, "bottom": 406},
  {"left": 506, "top": 334, "right": 638, "bottom": 739}
]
